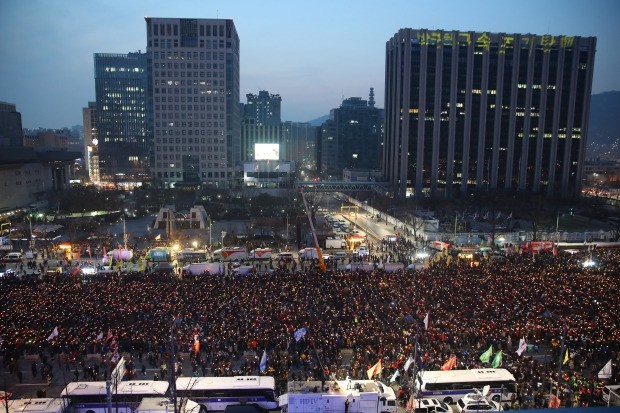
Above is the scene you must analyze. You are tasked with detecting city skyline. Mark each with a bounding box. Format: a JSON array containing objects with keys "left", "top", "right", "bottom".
[{"left": 1, "top": 0, "right": 619, "bottom": 130}]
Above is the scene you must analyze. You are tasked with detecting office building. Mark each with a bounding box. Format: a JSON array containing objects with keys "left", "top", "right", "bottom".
[
  {"left": 0, "top": 102, "right": 24, "bottom": 148},
  {"left": 146, "top": 17, "right": 240, "bottom": 188},
  {"left": 384, "top": 29, "right": 596, "bottom": 198},
  {"left": 244, "top": 91, "right": 281, "bottom": 126},
  {"left": 320, "top": 91, "right": 383, "bottom": 178},
  {"left": 94, "top": 52, "right": 149, "bottom": 184}
]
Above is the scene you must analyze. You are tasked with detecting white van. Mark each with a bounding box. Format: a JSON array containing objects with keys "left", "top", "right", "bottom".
[{"left": 6, "top": 252, "right": 23, "bottom": 262}]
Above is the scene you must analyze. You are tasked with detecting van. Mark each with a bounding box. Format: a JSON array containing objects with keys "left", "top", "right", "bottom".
[
  {"left": 6, "top": 252, "right": 23, "bottom": 262},
  {"left": 275, "top": 252, "right": 294, "bottom": 262},
  {"left": 603, "top": 384, "right": 620, "bottom": 404},
  {"left": 334, "top": 251, "right": 348, "bottom": 261}
]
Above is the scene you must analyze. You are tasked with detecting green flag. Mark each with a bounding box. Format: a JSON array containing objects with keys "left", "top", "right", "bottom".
[
  {"left": 492, "top": 350, "right": 503, "bottom": 368},
  {"left": 480, "top": 345, "right": 493, "bottom": 363}
]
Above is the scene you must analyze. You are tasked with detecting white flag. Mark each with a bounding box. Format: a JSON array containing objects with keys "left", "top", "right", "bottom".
[
  {"left": 96, "top": 332, "right": 103, "bottom": 341},
  {"left": 260, "top": 350, "right": 267, "bottom": 372},
  {"left": 423, "top": 312, "right": 429, "bottom": 330},
  {"left": 598, "top": 359, "right": 612, "bottom": 379},
  {"left": 516, "top": 337, "right": 528, "bottom": 356},
  {"left": 47, "top": 326, "right": 59, "bottom": 341},
  {"left": 390, "top": 369, "right": 400, "bottom": 383},
  {"left": 403, "top": 356, "right": 414, "bottom": 372},
  {"left": 294, "top": 327, "right": 307, "bottom": 342}
]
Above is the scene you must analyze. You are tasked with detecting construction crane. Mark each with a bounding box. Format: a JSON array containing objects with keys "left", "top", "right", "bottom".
[{"left": 299, "top": 186, "right": 326, "bottom": 272}]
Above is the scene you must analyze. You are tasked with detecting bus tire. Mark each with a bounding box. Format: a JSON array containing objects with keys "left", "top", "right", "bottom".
[
  {"left": 492, "top": 395, "right": 501, "bottom": 402},
  {"left": 443, "top": 397, "right": 453, "bottom": 404}
]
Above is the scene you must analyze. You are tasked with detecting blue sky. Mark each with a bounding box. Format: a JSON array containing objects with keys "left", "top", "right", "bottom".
[{"left": 1, "top": 0, "right": 619, "bottom": 129}]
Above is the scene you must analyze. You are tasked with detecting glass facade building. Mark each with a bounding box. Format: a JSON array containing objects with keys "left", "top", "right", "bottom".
[
  {"left": 383, "top": 29, "right": 596, "bottom": 198},
  {"left": 94, "top": 52, "right": 149, "bottom": 181}
]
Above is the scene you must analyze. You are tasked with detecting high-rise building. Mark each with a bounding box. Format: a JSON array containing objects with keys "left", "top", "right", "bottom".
[
  {"left": 83, "top": 102, "right": 100, "bottom": 183},
  {"left": 94, "top": 52, "right": 149, "bottom": 183},
  {"left": 320, "top": 91, "right": 383, "bottom": 178},
  {"left": 384, "top": 29, "right": 596, "bottom": 198},
  {"left": 0, "top": 102, "right": 24, "bottom": 148},
  {"left": 244, "top": 91, "right": 282, "bottom": 126},
  {"left": 145, "top": 17, "right": 240, "bottom": 188}
]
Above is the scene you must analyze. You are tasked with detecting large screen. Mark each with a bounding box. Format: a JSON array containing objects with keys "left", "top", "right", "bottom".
[{"left": 255, "top": 143, "right": 280, "bottom": 160}]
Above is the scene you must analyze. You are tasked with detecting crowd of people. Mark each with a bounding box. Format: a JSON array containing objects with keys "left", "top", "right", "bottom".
[{"left": 0, "top": 246, "right": 619, "bottom": 409}]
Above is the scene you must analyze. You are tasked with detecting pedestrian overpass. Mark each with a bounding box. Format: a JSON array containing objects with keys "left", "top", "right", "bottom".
[{"left": 295, "top": 181, "right": 389, "bottom": 194}]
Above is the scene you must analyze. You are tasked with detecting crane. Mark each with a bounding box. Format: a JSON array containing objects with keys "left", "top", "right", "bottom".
[{"left": 299, "top": 186, "right": 326, "bottom": 272}]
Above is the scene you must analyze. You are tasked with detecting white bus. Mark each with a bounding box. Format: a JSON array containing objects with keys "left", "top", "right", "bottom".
[
  {"left": 4, "top": 398, "right": 68, "bottom": 413},
  {"left": 415, "top": 369, "right": 516, "bottom": 404},
  {"left": 175, "top": 376, "right": 278, "bottom": 411},
  {"left": 61, "top": 381, "right": 169, "bottom": 413}
]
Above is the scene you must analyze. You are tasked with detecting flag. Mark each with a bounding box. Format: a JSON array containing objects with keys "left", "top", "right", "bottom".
[
  {"left": 563, "top": 348, "right": 569, "bottom": 365},
  {"left": 403, "top": 356, "right": 414, "bottom": 372},
  {"left": 105, "top": 329, "right": 113, "bottom": 343},
  {"left": 390, "top": 369, "right": 400, "bottom": 383},
  {"left": 260, "top": 350, "right": 267, "bottom": 372},
  {"left": 47, "top": 326, "right": 59, "bottom": 341},
  {"left": 549, "top": 393, "right": 561, "bottom": 409},
  {"left": 96, "top": 332, "right": 103, "bottom": 341},
  {"left": 483, "top": 211, "right": 489, "bottom": 220},
  {"left": 480, "top": 345, "right": 493, "bottom": 363},
  {"left": 367, "top": 360, "right": 383, "bottom": 379},
  {"left": 507, "top": 212, "right": 513, "bottom": 220},
  {"left": 492, "top": 351, "right": 503, "bottom": 368},
  {"left": 294, "top": 327, "right": 307, "bottom": 342},
  {"left": 423, "top": 312, "right": 429, "bottom": 330},
  {"left": 516, "top": 337, "right": 527, "bottom": 356},
  {"left": 598, "top": 359, "right": 612, "bottom": 379},
  {"left": 440, "top": 355, "right": 457, "bottom": 371},
  {"left": 155, "top": 234, "right": 161, "bottom": 241}
]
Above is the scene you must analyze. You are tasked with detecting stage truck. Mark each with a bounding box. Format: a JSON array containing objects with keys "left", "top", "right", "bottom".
[
  {"left": 212, "top": 247, "right": 247, "bottom": 262},
  {"left": 279, "top": 379, "right": 397, "bottom": 413}
]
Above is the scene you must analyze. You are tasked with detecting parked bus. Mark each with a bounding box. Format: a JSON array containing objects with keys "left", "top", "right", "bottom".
[
  {"left": 61, "top": 381, "right": 169, "bottom": 413},
  {"left": 3, "top": 399, "right": 67, "bottom": 413},
  {"left": 415, "top": 369, "right": 516, "bottom": 404},
  {"left": 175, "top": 376, "right": 277, "bottom": 411}
]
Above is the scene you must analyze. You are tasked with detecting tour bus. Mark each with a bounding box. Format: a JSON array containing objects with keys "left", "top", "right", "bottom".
[
  {"left": 4, "top": 398, "right": 68, "bottom": 413},
  {"left": 176, "top": 376, "right": 278, "bottom": 411},
  {"left": 415, "top": 369, "right": 516, "bottom": 404},
  {"left": 62, "top": 381, "right": 169, "bottom": 413}
]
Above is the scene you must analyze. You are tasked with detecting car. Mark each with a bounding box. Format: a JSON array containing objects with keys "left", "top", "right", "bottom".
[
  {"left": 455, "top": 393, "right": 502, "bottom": 412},
  {"left": 355, "top": 246, "right": 370, "bottom": 257},
  {"left": 409, "top": 398, "right": 451, "bottom": 413},
  {"left": 0, "top": 268, "right": 17, "bottom": 277}
]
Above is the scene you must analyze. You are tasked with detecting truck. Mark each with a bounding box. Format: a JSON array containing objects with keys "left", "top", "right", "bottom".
[
  {"left": 136, "top": 397, "right": 201, "bottom": 413},
  {"left": 148, "top": 249, "right": 171, "bottom": 262},
  {"left": 279, "top": 380, "right": 397, "bottom": 413},
  {"left": 102, "top": 249, "right": 133, "bottom": 264},
  {"left": 299, "top": 247, "right": 319, "bottom": 260},
  {"left": 182, "top": 262, "right": 225, "bottom": 276},
  {"left": 212, "top": 247, "right": 247, "bottom": 262},
  {"left": 325, "top": 237, "right": 347, "bottom": 249},
  {"left": 248, "top": 248, "right": 272, "bottom": 260},
  {"left": 379, "top": 262, "right": 405, "bottom": 272}
]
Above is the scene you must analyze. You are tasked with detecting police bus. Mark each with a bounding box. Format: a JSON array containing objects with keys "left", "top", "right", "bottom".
[
  {"left": 175, "top": 376, "right": 278, "bottom": 411},
  {"left": 61, "top": 381, "right": 169, "bottom": 413},
  {"left": 415, "top": 369, "right": 516, "bottom": 404}
]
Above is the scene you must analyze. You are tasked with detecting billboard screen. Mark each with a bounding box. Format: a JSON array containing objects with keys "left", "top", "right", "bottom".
[{"left": 255, "top": 143, "right": 280, "bottom": 161}]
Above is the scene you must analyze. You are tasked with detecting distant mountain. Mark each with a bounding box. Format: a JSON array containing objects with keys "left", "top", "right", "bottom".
[
  {"left": 587, "top": 91, "right": 620, "bottom": 159},
  {"left": 588, "top": 91, "right": 620, "bottom": 144},
  {"left": 307, "top": 115, "right": 329, "bottom": 126}
]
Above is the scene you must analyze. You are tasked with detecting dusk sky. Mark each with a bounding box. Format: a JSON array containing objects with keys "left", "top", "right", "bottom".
[{"left": 1, "top": 0, "right": 619, "bottom": 130}]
